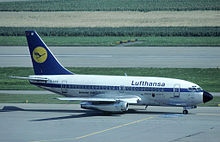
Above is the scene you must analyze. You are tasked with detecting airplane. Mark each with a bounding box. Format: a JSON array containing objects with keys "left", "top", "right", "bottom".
[{"left": 11, "top": 31, "right": 213, "bottom": 114}]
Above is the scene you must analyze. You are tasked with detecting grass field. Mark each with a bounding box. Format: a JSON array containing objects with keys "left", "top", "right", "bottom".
[
  {"left": 0, "top": 67, "right": 220, "bottom": 92},
  {"left": 0, "top": 27, "right": 219, "bottom": 37},
  {"left": 0, "top": 0, "right": 219, "bottom": 11},
  {"left": 0, "top": 93, "right": 219, "bottom": 107},
  {"left": 0, "top": 36, "right": 219, "bottom": 46},
  {"left": 0, "top": 11, "right": 219, "bottom": 28}
]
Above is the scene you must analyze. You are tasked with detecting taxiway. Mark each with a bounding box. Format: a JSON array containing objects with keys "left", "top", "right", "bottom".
[{"left": 1, "top": 46, "right": 220, "bottom": 68}]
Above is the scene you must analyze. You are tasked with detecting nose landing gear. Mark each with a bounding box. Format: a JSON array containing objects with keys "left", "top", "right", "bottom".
[{"left": 183, "top": 106, "right": 197, "bottom": 114}]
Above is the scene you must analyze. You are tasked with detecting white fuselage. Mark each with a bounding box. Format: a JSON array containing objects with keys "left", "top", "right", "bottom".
[{"left": 30, "top": 74, "right": 203, "bottom": 107}]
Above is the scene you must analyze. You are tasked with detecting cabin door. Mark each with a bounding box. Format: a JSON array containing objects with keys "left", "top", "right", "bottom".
[
  {"left": 61, "top": 80, "right": 68, "bottom": 94},
  {"left": 173, "top": 84, "right": 180, "bottom": 97}
]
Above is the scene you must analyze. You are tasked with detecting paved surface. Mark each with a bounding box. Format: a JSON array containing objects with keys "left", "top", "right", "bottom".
[
  {"left": 1, "top": 46, "right": 220, "bottom": 68},
  {"left": 0, "top": 103, "right": 220, "bottom": 142},
  {"left": 1, "top": 90, "right": 220, "bottom": 96}
]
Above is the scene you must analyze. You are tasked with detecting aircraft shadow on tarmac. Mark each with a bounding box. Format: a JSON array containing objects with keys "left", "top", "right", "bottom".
[{"left": 1, "top": 106, "right": 182, "bottom": 121}]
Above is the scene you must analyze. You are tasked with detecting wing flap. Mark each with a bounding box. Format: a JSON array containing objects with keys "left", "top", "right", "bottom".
[
  {"left": 57, "top": 97, "right": 116, "bottom": 102},
  {"left": 118, "top": 97, "right": 141, "bottom": 104}
]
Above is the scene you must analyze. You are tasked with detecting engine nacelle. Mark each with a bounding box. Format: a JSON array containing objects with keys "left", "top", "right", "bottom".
[{"left": 81, "top": 101, "right": 129, "bottom": 112}]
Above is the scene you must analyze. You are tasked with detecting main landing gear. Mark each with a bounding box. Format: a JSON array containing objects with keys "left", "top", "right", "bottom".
[{"left": 183, "top": 109, "right": 188, "bottom": 114}]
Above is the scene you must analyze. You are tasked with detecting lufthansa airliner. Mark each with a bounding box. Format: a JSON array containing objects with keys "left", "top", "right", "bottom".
[{"left": 11, "top": 31, "right": 213, "bottom": 114}]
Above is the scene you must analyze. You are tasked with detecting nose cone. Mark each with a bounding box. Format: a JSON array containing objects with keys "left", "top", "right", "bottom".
[{"left": 203, "top": 91, "right": 213, "bottom": 103}]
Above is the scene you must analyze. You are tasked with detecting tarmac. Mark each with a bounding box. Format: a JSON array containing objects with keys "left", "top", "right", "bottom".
[
  {"left": 0, "top": 103, "right": 220, "bottom": 142},
  {"left": 1, "top": 46, "right": 220, "bottom": 68}
]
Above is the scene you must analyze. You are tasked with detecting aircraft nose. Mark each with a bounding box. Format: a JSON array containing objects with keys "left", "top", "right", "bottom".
[{"left": 203, "top": 91, "right": 213, "bottom": 103}]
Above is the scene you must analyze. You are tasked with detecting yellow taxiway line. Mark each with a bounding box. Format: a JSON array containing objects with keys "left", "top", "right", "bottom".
[
  {"left": 31, "top": 112, "right": 220, "bottom": 142},
  {"left": 31, "top": 116, "right": 155, "bottom": 142}
]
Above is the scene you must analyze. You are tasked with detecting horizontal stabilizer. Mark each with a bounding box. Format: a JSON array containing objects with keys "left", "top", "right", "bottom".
[{"left": 9, "top": 76, "right": 48, "bottom": 81}]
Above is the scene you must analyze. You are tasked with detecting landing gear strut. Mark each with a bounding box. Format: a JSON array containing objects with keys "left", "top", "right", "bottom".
[
  {"left": 183, "top": 110, "right": 188, "bottom": 114},
  {"left": 145, "top": 105, "right": 148, "bottom": 110}
]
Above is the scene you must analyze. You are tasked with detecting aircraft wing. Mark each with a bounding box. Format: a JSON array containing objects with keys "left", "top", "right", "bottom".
[{"left": 57, "top": 96, "right": 141, "bottom": 104}]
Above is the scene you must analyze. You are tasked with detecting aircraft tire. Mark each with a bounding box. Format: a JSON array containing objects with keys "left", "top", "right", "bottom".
[{"left": 183, "top": 110, "right": 188, "bottom": 114}]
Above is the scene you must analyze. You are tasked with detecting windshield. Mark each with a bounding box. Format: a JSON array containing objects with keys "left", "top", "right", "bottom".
[{"left": 188, "top": 87, "right": 202, "bottom": 92}]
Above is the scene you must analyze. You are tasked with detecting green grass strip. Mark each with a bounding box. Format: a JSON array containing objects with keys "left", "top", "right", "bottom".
[
  {"left": 0, "top": 27, "right": 219, "bottom": 37},
  {"left": 0, "top": 36, "right": 219, "bottom": 46},
  {"left": 0, "top": 0, "right": 219, "bottom": 11},
  {"left": 0, "top": 67, "right": 220, "bottom": 92}
]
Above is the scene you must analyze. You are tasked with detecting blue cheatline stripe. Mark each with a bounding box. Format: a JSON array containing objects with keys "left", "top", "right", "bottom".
[{"left": 30, "top": 82, "right": 203, "bottom": 93}]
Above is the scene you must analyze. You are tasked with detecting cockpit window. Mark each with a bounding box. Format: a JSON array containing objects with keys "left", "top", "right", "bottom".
[
  {"left": 188, "top": 87, "right": 202, "bottom": 92},
  {"left": 197, "top": 88, "right": 202, "bottom": 91},
  {"left": 193, "top": 88, "right": 197, "bottom": 91}
]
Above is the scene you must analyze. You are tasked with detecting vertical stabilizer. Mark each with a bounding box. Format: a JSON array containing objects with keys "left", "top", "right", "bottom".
[{"left": 25, "top": 31, "right": 73, "bottom": 75}]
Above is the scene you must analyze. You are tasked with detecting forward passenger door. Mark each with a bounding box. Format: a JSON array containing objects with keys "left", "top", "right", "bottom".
[{"left": 173, "top": 84, "right": 180, "bottom": 97}]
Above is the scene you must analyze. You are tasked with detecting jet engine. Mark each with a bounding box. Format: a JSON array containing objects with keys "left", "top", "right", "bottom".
[{"left": 80, "top": 101, "right": 129, "bottom": 112}]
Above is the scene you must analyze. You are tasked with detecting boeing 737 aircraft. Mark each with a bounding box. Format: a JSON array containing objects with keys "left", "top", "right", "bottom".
[{"left": 11, "top": 31, "right": 213, "bottom": 114}]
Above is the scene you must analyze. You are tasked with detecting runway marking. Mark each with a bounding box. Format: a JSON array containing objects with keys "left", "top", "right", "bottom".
[
  {"left": 197, "top": 113, "right": 220, "bottom": 116},
  {"left": 31, "top": 116, "right": 155, "bottom": 142}
]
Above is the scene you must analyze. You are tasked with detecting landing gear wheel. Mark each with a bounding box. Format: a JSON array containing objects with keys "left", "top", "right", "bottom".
[{"left": 183, "top": 110, "right": 188, "bottom": 114}]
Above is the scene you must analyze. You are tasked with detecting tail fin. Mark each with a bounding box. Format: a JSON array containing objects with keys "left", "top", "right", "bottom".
[{"left": 25, "top": 31, "right": 73, "bottom": 75}]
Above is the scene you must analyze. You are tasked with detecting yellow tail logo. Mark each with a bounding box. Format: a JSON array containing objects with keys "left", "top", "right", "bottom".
[{"left": 32, "top": 47, "right": 47, "bottom": 63}]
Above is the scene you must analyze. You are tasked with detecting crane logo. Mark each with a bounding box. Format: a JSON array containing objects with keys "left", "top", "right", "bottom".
[{"left": 33, "top": 47, "right": 47, "bottom": 63}]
